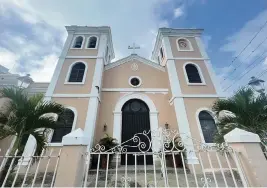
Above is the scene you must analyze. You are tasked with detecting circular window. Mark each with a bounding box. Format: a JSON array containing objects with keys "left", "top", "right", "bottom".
[{"left": 129, "top": 76, "right": 141, "bottom": 87}]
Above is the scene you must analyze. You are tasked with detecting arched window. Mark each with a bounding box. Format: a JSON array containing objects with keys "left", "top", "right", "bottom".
[
  {"left": 51, "top": 109, "right": 74, "bottom": 143},
  {"left": 199, "top": 111, "right": 217, "bottom": 143},
  {"left": 73, "top": 36, "right": 83, "bottom": 48},
  {"left": 68, "top": 62, "right": 86, "bottom": 82},
  {"left": 160, "top": 47, "right": 164, "bottom": 60},
  {"left": 105, "top": 46, "right": 109, "bottom": 61},
  {"left": 177, "top": 38, "right": 193, "bottom": 51},
  {"left": 87, "top": 36, "right": 97, "bottom": 48},
  {"left": 185, "top": 64, "right": 202, "bottom": 83}
]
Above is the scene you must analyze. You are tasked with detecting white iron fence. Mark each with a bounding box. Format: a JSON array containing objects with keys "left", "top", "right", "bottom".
[
  {"left": 0, "top": 148, "right": 61, "bottom": 187},
  {"left": 83, "top": 128, "right": 248, "bottom": 187},
  {"left": 0, "top": 128, "right": 249, "bottom": 187}
]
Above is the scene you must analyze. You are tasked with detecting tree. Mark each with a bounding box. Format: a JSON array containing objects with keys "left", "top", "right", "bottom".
[
  {"left": 212, "top": 87, "right": 267, "bottom": 145},
  {"left": 0, "top": 87, "right": 64, "bottom": 182}
]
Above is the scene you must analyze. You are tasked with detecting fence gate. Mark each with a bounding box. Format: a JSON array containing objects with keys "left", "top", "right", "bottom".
[{"left": 83, "top": 128, "right": 248, "bottom": 187}]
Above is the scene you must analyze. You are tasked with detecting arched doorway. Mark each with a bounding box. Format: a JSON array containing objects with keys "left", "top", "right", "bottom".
[{"left": 121, "top": 99, "right": 153, "bottom": 165}]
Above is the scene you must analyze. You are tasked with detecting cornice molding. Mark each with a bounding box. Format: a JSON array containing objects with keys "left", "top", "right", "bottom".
[
  {"left": 102, "top": 88, "right": 168, "bottom": 92},
  {"left": 50, "top": 94, "right": 97, "bottom": 98},
  {"left": 104, "top": 54, "right": 165, "bottom": 72}
]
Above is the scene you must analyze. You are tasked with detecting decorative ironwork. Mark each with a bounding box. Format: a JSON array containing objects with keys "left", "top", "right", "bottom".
[
  {"left": 201, "top": 177, "right": 212, "bottom": 187},
  {"left": 90, "top": 128, "right": 233, "bottom": 153}
]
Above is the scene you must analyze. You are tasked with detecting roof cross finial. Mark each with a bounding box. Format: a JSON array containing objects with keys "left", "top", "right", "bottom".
[{"left": 128, "top": 43, "right": 140, "bottom": 54}]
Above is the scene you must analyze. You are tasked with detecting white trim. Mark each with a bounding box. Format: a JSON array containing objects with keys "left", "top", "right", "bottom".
[
  {"left": 183, "top": 62, "right": 206, "bottom": 85},
  {"left": 113, "top": 93, "right": 160, "bottom": 152},
  {"left": 128, "top": 76, "right": 142, "bottom": 88},
  {"left": 102, "top": 88, "right": 168, "bottom": 92},
  {"left": 70, "top": 35, "right": 85, "bottom": 49},
  {"left": 65, "top": 26, "right": 115, "bottom": 60},
  {"left": 84, "top": 34, "right": 108, "bottom": 149},
  {"left": 64, "top": 61, "right": 88, "bottom": 85},
  {"left": 224, "top": 128, "right": 261, "bottom": 143},
  {"left": 162, "top": 36, "right": 198, "bottom": 164},
  {"left": 114, "top": 93, "right": 158, "bottom": 113},
  {"left": 152, "top": 28, "right": 203, "bottom": 60},
  {"left": 162, "top": 37, "right": 181, "bottom": 96},
  {"left": 169, "top": 95, "right": 221, "bottom": 104},
  {"left": 195, "top": 37, "right": 224, "bottom": 96},
  {"left": 195, "top": 108, "right": 217, "bottom": 145},
  {"left": 177, "top": 37, "right": 194, "bottom": 52},
  {"left": 44, "top": 32, "right": 74, "bottom": 101},
  {"left": 105, "top": 54, "right": 165, "bottom": 72},
  {"left": 52, "top": 94, "right": 95, "bottom": 98},
  {"left": 48, "top": 106, "right": 78, "bottom": 146},
  {"left": 85, "top": 35, "right": 99, "bottom": 49},
  {"left": 65, "top": 56, "right": 102, "bottom": 59}
]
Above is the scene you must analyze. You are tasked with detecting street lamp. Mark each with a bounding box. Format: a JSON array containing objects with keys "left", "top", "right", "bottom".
[
  {"left": 17, "top": 74, "right": 33, "bottom": 88},
  {"left": 248, "top": 76, "right": 265, "bottom": 94}
]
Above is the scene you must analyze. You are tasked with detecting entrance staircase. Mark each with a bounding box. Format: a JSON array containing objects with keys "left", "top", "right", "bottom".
[{"left": 86, "top": 165, "right": 243, "bottom": 187}]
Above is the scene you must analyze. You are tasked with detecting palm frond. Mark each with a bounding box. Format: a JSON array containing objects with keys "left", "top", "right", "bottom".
[
  {"left": 34, "top": 101, "right": 64, "bottom": 119},
  {"left": 212, "top": 87, "right": 267, "bottom": 144},
  {"left": 31, "top": 131, "right": 47, "bottom": 156}
]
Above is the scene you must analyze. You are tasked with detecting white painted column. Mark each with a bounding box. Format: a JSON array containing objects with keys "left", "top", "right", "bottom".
[
  {"left": 150, "top": 112, "right": 160, "bottom": 152},
  {"left": 195, "top": 36, "right": 224, "bottom": 97},
  {"left": 112, "top": 112, "right": 122, "bottom": 143},
  {"left": 84, "top": 34, "right": 107, "bottom": 149},
  {"left": 44, "top": 31, "right": 75, "bottom": 101},
  {"left": 163, "top": 36, "right": 198, "bottom": 164}
]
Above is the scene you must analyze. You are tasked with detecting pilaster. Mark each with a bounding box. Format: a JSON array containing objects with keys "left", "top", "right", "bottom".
[
  {"left": 84, "top": 34, "right": 107, "bottom": 148},
  {"left": 162, "top": 36, "right": 198, "bottom": 164},
  {"left": 195, "top": 36, "right": 224, "bottom": 97}
]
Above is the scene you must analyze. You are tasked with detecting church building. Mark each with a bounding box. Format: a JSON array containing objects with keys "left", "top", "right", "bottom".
[{"left": 41, "top": 25, "right": 223, "bottom": 164}]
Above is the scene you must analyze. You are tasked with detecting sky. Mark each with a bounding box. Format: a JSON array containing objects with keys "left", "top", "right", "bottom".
[{"left": 0, "top": 0, "right": 267, "bottom": 96}]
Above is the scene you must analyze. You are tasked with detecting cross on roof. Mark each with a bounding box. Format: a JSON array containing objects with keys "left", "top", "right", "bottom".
[{"left": 128, "top": 43, "right": 140, "bottom": 54}]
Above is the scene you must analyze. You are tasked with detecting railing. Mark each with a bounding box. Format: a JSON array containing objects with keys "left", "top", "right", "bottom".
[
  {"left": 0, "top": 128, "right": 249, "bottom": 187},
  {"left": 82, "top": 129, "right": 247, "bottom": 187},
  {"left": 0, "top": 148, "right": 62, "bottom": 187}
]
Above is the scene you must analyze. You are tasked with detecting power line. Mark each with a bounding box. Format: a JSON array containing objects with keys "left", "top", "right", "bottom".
[
  {"left": 227, "top": 19, "right": 267, "bottom": 68},
  {"left": 222, "top": 50, "right": 267, "bottom": 89},
  {"left": 221, "top": 34, "right": 267, "bottom": 83},
  {"left": 223, "top": 55, "right": 267, "bottom": 91},
  {"left": 259, "top": 68, "right": 267, "bottom": 78}
]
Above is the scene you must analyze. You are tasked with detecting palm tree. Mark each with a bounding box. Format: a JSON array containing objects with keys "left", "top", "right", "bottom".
[
  {"left": 0, "top": 87, "right": 64, "bottom": 182},
  {"left": 212, "top": 87, "right": 267, "bottom": 145}
]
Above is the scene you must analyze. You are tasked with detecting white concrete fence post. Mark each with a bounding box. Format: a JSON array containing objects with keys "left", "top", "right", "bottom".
[
  {"left": 54, "top": 128, "right": 89, "bottom": 187},
  {"left": 224, "top": 128, "right": 267, "bottom": 187}
]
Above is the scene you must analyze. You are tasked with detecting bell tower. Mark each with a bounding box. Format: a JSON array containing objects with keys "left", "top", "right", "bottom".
[
  {"left": 151, "top": 28, "right": 222, "bottom": 164},
  {"left": 44, "top": 26, "right": 114, "bottom": 147}
]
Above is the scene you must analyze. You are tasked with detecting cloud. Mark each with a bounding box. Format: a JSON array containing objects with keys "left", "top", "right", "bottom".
[
  {"left": 174, "top": 7, "right": 184, "bottom": 18},
  {"left": 29, "top": 54, "right": 58, "bottom": 82},
  {"left": 218, "top": 9, "right": 267, "bottom": 94},
  {"left": 220, "top": 9, "right": 267, "bottom": 64},
  {"left": 202, "top": 35, "right": 212, "bottom": 52},
  {"left": 0, "top": 0, "right": 177, "bottom": 82},
  {"left": 0, "top": 48, "right": 20, "bottom": 70}
]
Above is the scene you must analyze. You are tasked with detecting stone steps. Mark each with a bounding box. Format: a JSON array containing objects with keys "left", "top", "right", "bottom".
[
  {"left": 3, "top": 168, "right": 243, "bottom": 187},
  {"left": 86, "top": 167, "right": 243, "bottom": 187}
]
